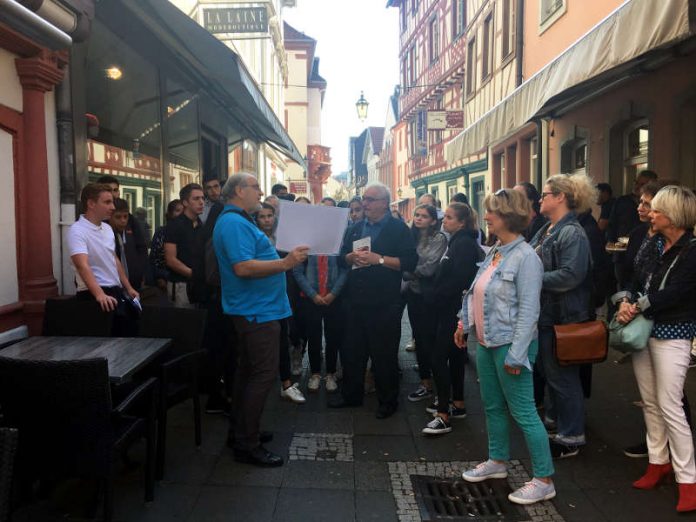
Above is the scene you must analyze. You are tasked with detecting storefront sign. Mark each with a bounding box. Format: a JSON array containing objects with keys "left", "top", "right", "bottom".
[
  {"left": 203, "top": 7, "right": 268, "bottom": 34},
  {"left": 427, "top": 110, "right": 464, "bottom": 130},
  {"left": 289, "top": 181, "right": 308, "bottom": 194}
]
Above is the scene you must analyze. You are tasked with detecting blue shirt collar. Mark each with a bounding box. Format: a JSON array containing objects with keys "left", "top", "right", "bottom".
[{"left": 364, "top": 212, "right": 390, "bottom": 228}]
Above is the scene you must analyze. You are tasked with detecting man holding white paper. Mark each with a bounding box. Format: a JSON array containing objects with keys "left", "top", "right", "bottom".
[{"left": 328, "top": 182, "right": 418, "bottom": 419}]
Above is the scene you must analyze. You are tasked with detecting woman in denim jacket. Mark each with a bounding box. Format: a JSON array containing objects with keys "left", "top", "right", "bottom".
[
  {"left": 530, "top": 173, "right": 595, "bottom": 459},
  {"left": 457, "top": 189, "right": 554, "bottom": 505},
  {"left": 293, "top": 253, "right": 348, "bottom": 393}
]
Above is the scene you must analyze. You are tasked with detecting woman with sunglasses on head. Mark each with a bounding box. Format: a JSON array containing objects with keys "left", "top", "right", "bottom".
[
  {"left": 403, "top": 205, "right": 447, "bottom": 403},
  {"left": 530, "top": 174, "right": 595, "bottom": 460},
  {"left": 458, "top": 188, "right": 554, "bottom": 505},
  {"left": 421, "top": 202, "right": 483, "bottom": 435}
]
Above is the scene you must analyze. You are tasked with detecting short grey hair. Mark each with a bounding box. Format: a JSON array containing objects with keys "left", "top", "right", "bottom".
[
  {"left": 419, "top": 193, "right": 436, "bottom": 205},
  {"left": 265, "top": 195, "right": 279, "bottom": 203},
  {"left": 651, "top": 185, "right": 696, "bottom": 230},
  {"left": 221, "top": 172, "right": 256, "bottom": 201},
  {"left": 364, "top": 181, "right": 391, "bottom": 204}
]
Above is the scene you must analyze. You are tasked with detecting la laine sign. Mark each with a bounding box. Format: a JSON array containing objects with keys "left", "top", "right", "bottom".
[{"left": 203, "top": 7, "right": 268, "bottom": 34}]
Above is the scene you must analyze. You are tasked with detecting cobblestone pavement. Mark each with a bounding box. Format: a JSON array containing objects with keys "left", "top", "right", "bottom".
[{"left": 27, "top": 313, "right": 696, "bottom": 521}]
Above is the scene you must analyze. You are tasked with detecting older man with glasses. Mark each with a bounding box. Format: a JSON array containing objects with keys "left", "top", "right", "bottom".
[{"left": 328, "top": 182, "right": 418, "bottom": 419}]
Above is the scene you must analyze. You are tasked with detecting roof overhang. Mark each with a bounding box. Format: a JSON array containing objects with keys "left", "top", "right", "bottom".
[
  {"left": 445, "top": 0, "right": 694, "bottom": 164},
  {"left": 117, "top": 0, "right": 305, "bottom": 169},
  {"left": 0, "top": 0, "right": 72, "bottom": 49}
]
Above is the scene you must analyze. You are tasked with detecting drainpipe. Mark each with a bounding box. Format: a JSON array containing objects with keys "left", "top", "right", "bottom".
[
  {"left": 515, "top": 0, "right": 524, "bottom": 87},
  {"left": 56, "top": 63, "right": 75, "bottom": 293},
  {"left": 534, "top": 119, "right": 543, "bottom": 187}
]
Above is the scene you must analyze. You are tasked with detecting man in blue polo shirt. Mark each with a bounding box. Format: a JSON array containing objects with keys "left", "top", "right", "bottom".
[{"left": 214, "top": 172, "right": 308, "bottom": 467}]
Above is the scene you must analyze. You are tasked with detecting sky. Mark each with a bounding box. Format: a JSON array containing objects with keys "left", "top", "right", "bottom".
[{"left": 284, "top": 0, "right": 400, "bottom": 175}]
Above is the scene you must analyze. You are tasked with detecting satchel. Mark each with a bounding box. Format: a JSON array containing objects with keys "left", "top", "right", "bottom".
[
  {"left": 552, "top": 320, "right": 608, "bottom": 366},
  {"left": 608, "top": 314, "right": 653, "bottom": 353}
]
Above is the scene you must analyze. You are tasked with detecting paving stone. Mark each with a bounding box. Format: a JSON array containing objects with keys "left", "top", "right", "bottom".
[
  {"left": 272, "top": 488, "right": 354, "bottom": 522},
  {"left": 281, "top": 460, "right": 355, "bottom": 490},
  {"left": 356, "top": 490, "right": 399, "bottom": 521},
  {"left": 353, "top": 411, "right": 411, "bottom": 435},
  {"left": 294, "top": 411, "right": 353, "bottom": 434},
  {"left": 288, "top": 432, "right": 354, "bottom": 461},
  {"left": 187, "top": 485, "right": 278, "bottom": 522},
  {"left": 207, "top": 451, "right": 284, "bottom": 488},
  {"left": 353, "top": 435, "right": 419, "bottom": 462},
  {"left": 112, "top": 481, "right": 200, "bottom": 522},
  {"left": 355, "top": 461, "right": 392, "bottom": 491}
]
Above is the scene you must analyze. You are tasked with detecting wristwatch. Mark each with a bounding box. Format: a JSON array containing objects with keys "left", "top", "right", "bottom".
[{"left": 378, "top": 256, "right": 385, "bottom": 265}]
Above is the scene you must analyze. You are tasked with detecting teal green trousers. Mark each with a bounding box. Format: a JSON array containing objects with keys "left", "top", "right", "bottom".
[{"left": 475, "top": 340, "right": 554, "bottom": 478}]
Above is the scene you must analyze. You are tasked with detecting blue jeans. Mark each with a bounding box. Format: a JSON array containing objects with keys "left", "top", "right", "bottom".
[{"left": 538, "top": 327, "right": 586, "bottom": 445}]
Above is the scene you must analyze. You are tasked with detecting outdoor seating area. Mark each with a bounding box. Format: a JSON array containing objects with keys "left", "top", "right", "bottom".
[{"left": 0, "top": 299, "right": 207, "bottom": 521}]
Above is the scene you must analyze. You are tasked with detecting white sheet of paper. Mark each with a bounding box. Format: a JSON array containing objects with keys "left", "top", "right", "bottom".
[
  {"left": 351, "top": 237, "right": 371, "bottom": 270},
  {"left": 275, "top": 200, "right": 350, "bottom": 255}
]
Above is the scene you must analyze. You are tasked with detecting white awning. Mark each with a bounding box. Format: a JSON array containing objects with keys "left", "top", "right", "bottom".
[{"left": 445, "top": 0, "right": 693, "bottom": 164}]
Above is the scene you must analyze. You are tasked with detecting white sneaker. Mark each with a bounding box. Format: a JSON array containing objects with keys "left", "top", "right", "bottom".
[
  {"left": 307, "top": 374, "right": 321, "bottom": 392},
  {"left": 281, "top": 383, "right": 306, "bottom": 403},
  {"left": 508, "top": 479, "right": 556, "bottom": 505},
  {"left": 290, "top": 346, "right": 304, "bottom": 376},
  {"left": 325, "top": 374, "right": 338, "bottom": 393},
  {"left": 461, "top": 460, "right": 508, "bottom": 482}
]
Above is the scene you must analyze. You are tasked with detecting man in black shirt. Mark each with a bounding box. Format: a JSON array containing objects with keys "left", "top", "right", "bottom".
[
  {"left": 596, "top": 183, "right": 615, "bottom": 235},
  {"left": 328, "top": 182, "right": 417, "bottom": 419},
  {"left": 607, "top": 170, "right": 658, "bottom": 242},
  {"left": 164, "top": 183, "right": 205, "bottom": 306}
]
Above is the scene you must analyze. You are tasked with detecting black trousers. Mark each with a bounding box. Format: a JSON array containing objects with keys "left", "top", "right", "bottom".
[
  {"left": 229, "top": 317, "right": 280, "bottom": 451},
  {"left": 302, "top": 297, "right": 344, "bottom": 374},
  {"left": 279, "top": 319, "right": 291, "bottom": 382},
  {"left": 76, "top": 286, "right": 139, "bottom": 337},
  {"left": 201, "top": 291, "right": 236, "bottom": 398},
  {"left": 406, "top": 290, "right": 435, "bottom": 380},
  {"left": 431, "top": 305, "right": 466, "bottom": 414},
  {"left": 341, "top": 302, "right": 402, "bottom": 409}
]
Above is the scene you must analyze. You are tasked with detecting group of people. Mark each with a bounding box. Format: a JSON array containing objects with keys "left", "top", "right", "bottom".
[{"left": 66, "top": 166, "right": 696, "bottom": 511}]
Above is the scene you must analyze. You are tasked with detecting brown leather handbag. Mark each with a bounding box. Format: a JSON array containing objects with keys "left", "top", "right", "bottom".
[{"left": 553, "top": 320, "right": 608, "bottom": 366}]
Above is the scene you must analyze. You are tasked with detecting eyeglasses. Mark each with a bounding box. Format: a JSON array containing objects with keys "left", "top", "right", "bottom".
[
  {"left": 540, "top": 192, "right": 556, "bottom": 200},
  {"left": 362, "top": 196, "right": 385, "bottom": 204},
  {"left": 243, "top": 183, "right": 261, "bottom": 191}
]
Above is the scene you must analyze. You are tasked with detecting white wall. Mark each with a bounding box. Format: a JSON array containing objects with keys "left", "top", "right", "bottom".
[
  {"left": 0, "top": 48, "right": 22, "bottom": 112},
  {"left": 0, "top": 130, "right": 19, "bottom": 306}
]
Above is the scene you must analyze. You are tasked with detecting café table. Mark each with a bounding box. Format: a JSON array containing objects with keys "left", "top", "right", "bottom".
[{"left": 0, "top": 336, "right": 171, "bottom": 385}]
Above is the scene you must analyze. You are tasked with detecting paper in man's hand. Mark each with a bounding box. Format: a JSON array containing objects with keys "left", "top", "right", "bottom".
[{"left": 275, "top": 200, "right": 350, "bottom": 255}]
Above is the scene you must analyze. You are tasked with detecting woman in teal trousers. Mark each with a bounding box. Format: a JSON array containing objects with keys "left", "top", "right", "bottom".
[{"left": 455, "top": 188, "right": 555, "bottom": 506}]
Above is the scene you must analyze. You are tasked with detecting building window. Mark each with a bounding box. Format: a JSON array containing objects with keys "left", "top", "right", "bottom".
[
  {"left": 499, "top": 152, "right": 506, "bottom": 187},
  {"left": 452, "top": 0, "right": 467, "bottom": 38},
  {"left": 431, "top": 96, "right": 444, "bottom": 145},
  {"left": 502, "top": 0, "right": 514, "bottom": 58},
  {"left": 466, "top": 37, "right": 476, "bottom": 95},
  {"left": 529, "top": 136, "right": 538, "bottom": 182},
  {"left": 411, "top": 0, "right": 418, "bottom": 16},
  {"left": 447, "top": 183, "right": 457, "bottom": 203},
  {"left": 539, "top": 0, "right": 566, "bottom": 32},
  {"left": 429, "top": 16, "right": 440, "bottom": 64},
  {"left": 402, "top": 56, "right": 409, "bottom": 88},
  {"left": 401, "top": 2, "right": 408, "bottom": 32},
  {"left": 482, "top": 13, "right": 494, "bottom": 80},
  {"left": 624, "top": 120, "right": 649, "bottom": 186}
]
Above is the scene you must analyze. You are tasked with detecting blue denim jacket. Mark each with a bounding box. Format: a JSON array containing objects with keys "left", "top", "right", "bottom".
[
  {"left": 292, "top": 255, "right": 348, "bottom": 299},
  {"left": 460, "top": 236, "right": 543, "bottom": 370}
]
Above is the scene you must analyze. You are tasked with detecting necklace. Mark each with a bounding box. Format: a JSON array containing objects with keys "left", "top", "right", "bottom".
[{"left": 492, "top": 251, "right": 502, "bottom": 266}]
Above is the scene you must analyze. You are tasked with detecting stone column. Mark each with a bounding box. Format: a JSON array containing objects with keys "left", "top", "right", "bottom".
[{"left": 15, "top": 51, "right": 65, "bottom": 330}]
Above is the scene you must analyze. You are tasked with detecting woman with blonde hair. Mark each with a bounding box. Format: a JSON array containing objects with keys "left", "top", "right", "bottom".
[
  {"left": 458, "top": 188, "right": 554, "bottom": 505},
  {"left": 530, "top": 173, "right": 595, "bottom": 459},
  {"left": 616, "top": 185, "right": 696, "bottom": 512}
]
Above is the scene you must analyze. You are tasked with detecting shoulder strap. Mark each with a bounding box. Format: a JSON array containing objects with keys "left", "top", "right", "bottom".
[{"left": 659, "top": 238, "right": 696, "bottom": 290}]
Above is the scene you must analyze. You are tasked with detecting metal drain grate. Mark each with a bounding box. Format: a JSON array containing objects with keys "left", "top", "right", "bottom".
[{"left": 410, "top": 475, "right": 530, "bottom": 521}]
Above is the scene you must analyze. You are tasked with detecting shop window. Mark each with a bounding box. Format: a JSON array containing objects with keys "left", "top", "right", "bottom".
[
  {"left": 429, "top": 16, "right": 440, "bottom": 64},
  {"left": 624, "top": 121, "right": 649, "bottom": 187},
  {"left": 447, "top": 182, "right": 458, "bottom": 203},
  {"left": 471, "top": 178, "right": 486, "bottom": 229},
  {"left": 452, "top": 0, "right": 467, "bottom": 39},
  {"left": 539, "top": 0, "right": 566, "bottom": 32},
  {"left": 466, "top": 37, "right": 476, "bottom": 95},
  {"left": 529, "top": 136, "right": 539, "bottom": 183},
  {"left": 502, "top": 0, "right": 514, "bottom": 59},
  {"left": 401, "top": 3, "right": 408, "bottom": 32},
  {"left": 560, "top": 132, "right": 589, "bottom": 175},
  {"left": 482, "top": 13, "right": 494, "bottom": 80}
]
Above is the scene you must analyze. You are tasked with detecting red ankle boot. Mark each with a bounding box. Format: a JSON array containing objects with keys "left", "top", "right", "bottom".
[
  {"left": 633, "top": 463, "right": 673, "bottom": 489},
  {"left": 677, "top": 483, "right": 696, "bottom": 512}
]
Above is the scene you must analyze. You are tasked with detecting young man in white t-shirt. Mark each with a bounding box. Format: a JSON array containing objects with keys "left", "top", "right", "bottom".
[{"left": 67, "top": 183, "right": 139, "bottom": 314}]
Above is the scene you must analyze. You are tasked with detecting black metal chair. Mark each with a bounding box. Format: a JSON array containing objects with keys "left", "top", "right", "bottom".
[
  {"left": 0, "top": 358, "right": 157, "bottom": 522},
  {"left": 0, "top": 428, "right": 17, "bottom": 522},
  {"left": 138, "top": 306, "right": 207, "bottom": 480},
  {"left": 42, "top": 298, "right": 114, "bottom": 337}
]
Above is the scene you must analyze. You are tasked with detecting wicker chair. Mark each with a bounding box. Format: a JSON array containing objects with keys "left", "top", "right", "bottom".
[
  {"left": 0, "top": 358, "right": 157, "bottom": 522},
  {"left": 0, "top": 428, "right": 17, "bottom": 522},
  {"left": 42, "top": 298, "right": 114, "bottom": 337},
  {"left": 138, "top": 305, "right": 207, "bottom": 480}
]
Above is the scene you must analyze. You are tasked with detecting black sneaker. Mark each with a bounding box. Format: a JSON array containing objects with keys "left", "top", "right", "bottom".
[
  {"left": 422, "top": 416, "right": 452, "bottom": 435},
  {"left": 205, "top": 394, "right": 230, "bottom": 415},
  {"left": 433, "top": 405, "right": 467, "bottom": 419},
  {"left": 425, "top": 400, "right": 439, "bottom": 414},
  {"left": 549, "top": 440, "right": 580, "bottom": 459},
  {"left": 408, "top": 385, "right": 433, "bottom": 402},
  {"left": 623, "top": 442, "right": 648, "bottom": 458}
]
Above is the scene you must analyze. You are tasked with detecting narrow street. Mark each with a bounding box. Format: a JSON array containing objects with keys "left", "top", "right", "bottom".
[{"left": 108, "top": 315, "right": 696, "bottom": 522}]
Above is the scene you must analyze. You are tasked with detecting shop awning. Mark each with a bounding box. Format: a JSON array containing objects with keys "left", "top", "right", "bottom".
[
  {"left": 445, "top": 0, "right": 693, "bottom": 164},
  {"left": 120, "top": 0, "right": 305, "bottom": 168}
]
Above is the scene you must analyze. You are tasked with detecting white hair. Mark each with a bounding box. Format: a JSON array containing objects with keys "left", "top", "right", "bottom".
[
  {"left": 364, "top": 181, "right": 391, "bottom": 204},
  {"left": 221, "top": 172, "right": 256, "bottom": 201}
]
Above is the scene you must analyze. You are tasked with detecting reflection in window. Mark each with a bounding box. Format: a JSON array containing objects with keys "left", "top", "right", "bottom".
[
  {"left": 482, "top": 13, "right": 493, "bottom": 79},
  {"left": 624, "top": 121, "right": 649, "bottom": 188},
  {"left": 166, "top": 77, "right": 200, "bottom": 206}
]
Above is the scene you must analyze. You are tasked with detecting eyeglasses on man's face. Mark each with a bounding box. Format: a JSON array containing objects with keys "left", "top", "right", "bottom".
[
  {"left": 243, "top": 183, "right": 261, "bottom": 191},
  {"left": 362, "top": 196, "right": 385, "bottom": 204}
]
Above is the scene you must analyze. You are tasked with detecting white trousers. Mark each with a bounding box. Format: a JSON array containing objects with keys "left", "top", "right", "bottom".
[
  {"left": 632, "top": 337, "right": 696, "bottom": 483},
  {"left": 167, "top": 281, "right": 194, "bottom": 309}
]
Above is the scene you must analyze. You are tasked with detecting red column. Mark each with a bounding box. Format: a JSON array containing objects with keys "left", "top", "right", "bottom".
[{"left": 14, "top": 52, "right": 64, "bottom": 330}]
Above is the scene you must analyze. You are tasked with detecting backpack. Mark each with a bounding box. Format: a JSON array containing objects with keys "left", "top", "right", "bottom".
[{"left": 203, "top": 208, "right": 250, "bottom": 287}]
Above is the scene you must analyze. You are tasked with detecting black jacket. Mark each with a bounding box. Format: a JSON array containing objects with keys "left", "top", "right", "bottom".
[
  {"left": 641, "top": 231, "right": 696, "bottom": 324},
  {"left": 340, "top": 216, "right": 417, "bottom": 307},
  {"left": 431, "top": 228, "right": 483, "bottom": 311}
]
